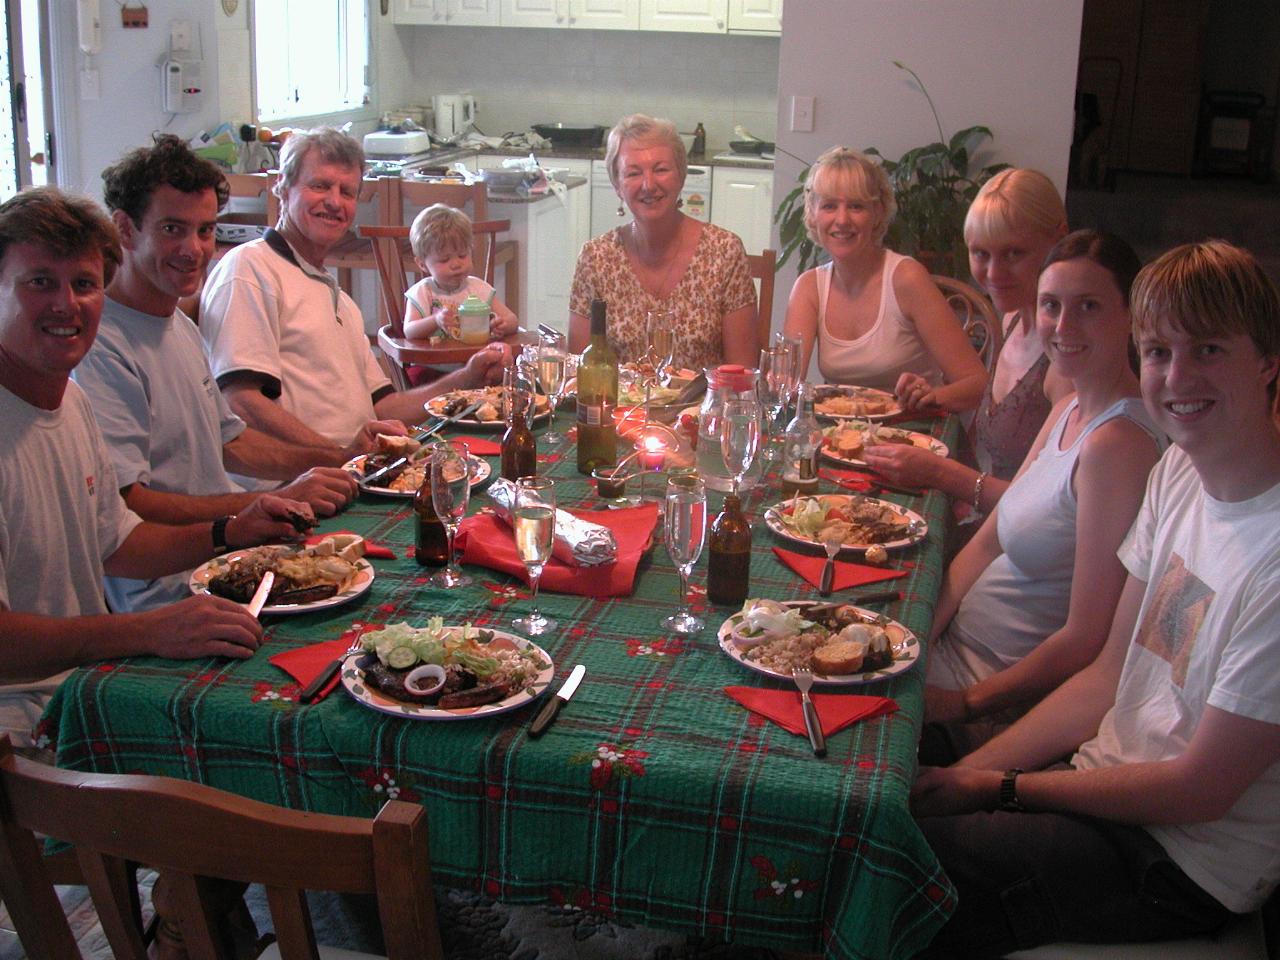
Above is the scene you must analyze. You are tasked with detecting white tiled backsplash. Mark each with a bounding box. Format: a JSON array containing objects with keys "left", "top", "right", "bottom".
[{"left": 406, "top": 27, "right": 779, "bottom": 149}]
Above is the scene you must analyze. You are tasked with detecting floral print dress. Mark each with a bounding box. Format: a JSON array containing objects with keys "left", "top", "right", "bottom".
[{"left": 569, "top": 222, "right": 757, "bottom": 372}]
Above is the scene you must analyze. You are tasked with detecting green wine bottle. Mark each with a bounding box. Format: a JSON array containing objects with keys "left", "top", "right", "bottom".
[{"left": 576, "top": 298, "right": 618, "bottom": 474}]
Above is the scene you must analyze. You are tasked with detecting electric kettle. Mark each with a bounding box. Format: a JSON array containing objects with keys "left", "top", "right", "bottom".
[{"left": 432, "top": 94, "right": 476, "bottom": 141}]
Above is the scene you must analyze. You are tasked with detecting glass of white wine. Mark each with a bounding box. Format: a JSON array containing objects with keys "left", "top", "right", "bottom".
[
  {"left": 430, "top": 440, "right": 472, "bottom": 589},
  {"left": 512, "top": 475, "right": 557, "bottom": 636},
  {"left": 663, "top": 474, "right": 707, "bottom": 634},
  {"left": 720, "top": 398, "right": 760, "bottom": 496},
  {"left": 645, "top": 309, "right": 677, "bottom": 385},
  {"left": 758, "top": 345, "right": 790, "bottom": 462},
  {"left": 537, "top": 333, "right": 568, "bottom": 445}
]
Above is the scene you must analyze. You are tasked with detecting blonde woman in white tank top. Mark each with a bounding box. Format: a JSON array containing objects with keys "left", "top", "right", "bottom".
[{"left": 781, "top": 147, "right": 986, "bottom": 413}]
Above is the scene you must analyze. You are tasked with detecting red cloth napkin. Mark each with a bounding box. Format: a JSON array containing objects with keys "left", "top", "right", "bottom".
[
  {"left": 451, "top": 436, "right": 501, "bottom": 456},
  {"left": 269, "top": 637, "right": 352, "bottom": 701},
  {"left": 304, "top": 530, "right": 395, "bottom": 559},
  {"left": 773, "top": 547, "right": 907, "bottom": 591},
  {"left": 724, "top": 686, "right": 898, "bottom": 737},
  {"left": 819, "top": 468, "right": 875, "bottom": 492},
  {"left": 457, "top": 504, "right": 657, "bottom": 598}
]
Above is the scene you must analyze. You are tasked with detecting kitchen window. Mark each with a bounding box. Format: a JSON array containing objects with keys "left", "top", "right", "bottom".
[{"left": 252, "top": 0, "right": 370, "bottom": 123}]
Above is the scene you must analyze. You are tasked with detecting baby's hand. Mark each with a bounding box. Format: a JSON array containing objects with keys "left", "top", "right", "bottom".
[
  {"left": 435, "top": 303, "right": 461, "bottom": 339},
  {"left": 490, "top": 313, "right": 518, "bottom": 340}
]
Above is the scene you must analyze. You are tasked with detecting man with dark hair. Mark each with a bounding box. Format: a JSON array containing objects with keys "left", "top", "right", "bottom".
[
  {"left": 0, "top": 186, "right": 303, "bottom": 746},
  {"left": 199, "top": 127, "right": 507, "bottom": 449},
  {"left": 912, "top": 240, "right": 1280, "bottom": 956},
  {"left": 72, "top": 136, "right": 380, "bottom": 611}
]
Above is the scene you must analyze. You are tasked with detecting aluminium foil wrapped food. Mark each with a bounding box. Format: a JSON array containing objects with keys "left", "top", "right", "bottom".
[{"left": 487, "top": 478, "right": 616, "bottom": 566}]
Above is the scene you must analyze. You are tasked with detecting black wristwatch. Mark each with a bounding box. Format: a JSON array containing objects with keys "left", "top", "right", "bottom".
[
  {"left": 211, "top": 515, "right": 236, "bottom": 555},
  {"left": 999, "top": 768, "right": 1026, "bottom": 812}
]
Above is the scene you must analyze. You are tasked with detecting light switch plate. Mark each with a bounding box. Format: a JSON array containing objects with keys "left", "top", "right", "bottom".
[{"left": 790, "top": 95, "right": 814, "bottom": 133}]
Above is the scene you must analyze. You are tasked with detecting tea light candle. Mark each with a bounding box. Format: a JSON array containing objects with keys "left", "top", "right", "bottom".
[
  {"left": 638, "top": 434, "right": 667, "bottom": 471},
  {"left": 592, "top": 467, "right": 627, "bottom": 499}
]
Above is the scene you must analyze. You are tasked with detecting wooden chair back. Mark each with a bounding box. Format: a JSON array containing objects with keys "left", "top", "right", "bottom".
[
  {"left": 324, "top": 176, "right": 396, "bottom": 295},
  {"left": 389, "top": 178, "right": 489, "bottom": 226},
  {"left": 934, "top": 274, "right": 1002, "bottom": 372},
  {"left": 222, "top": 171, "right": 281, "bottom": 229},
  {"left": 747, "top": 249, "right": 777, "bottom": 351},
  {"left": 0, "top": 735, "right": 443, "bottom": 960}
]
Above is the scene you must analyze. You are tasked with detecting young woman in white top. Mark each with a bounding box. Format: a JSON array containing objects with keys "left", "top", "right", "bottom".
[
  {"left": 865, "top": 169, "right": 1075, "bottom": 513},
  {"left": 781, "top": 146, "right": 986, "bottom": 414},
  {"left": 922, "top": 230, "right": 1165, "bottom": 761}
]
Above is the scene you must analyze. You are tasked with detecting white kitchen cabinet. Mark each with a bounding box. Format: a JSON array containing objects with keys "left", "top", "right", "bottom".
[
  {"left": 638, "top": 0, "right": 727, "bottom": 33},
  {"left": 501, "top": 0, "right": 636, "bottom": 28},
  {"left": 394, "top": 0, "right": 499, "bottom": 24},
  {"left": 727, "top": 0, "right": 780, "bottom": 34},
  {"left": 496, "top": 180, "right": 590, "bottom": 333},
  {"left": 710, "top": 165, "right": 774, "bottom": 258}
]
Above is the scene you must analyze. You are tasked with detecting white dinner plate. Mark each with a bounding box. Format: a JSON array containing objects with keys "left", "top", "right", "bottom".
[
  {"left": 813, "top": 384, "right": 903, "bottom": 422},
  {"left": 424, "top": 388, "right": 551, "bottom": 430},
  {"left": 718, "top": 600, "right": 919, "bottom": 686},
  {"left": 189, "top": 548, "right": 375, "bottom": 615},
  {"left": 819, "top": 424, "right": 949, "bottom": 469},
  {"left": 344, "top": 452, "right": 491, "bottom": 498},
  {"left": 764, "top": 494, "right": 928, "bottom": 555},
  {"left": 341, "top": 631, "right": 553, "bottom": 721}
]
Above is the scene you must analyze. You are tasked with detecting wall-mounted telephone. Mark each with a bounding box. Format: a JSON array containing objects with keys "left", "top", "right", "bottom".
[
  {"left": 161, "top": 59, "right": 203, "bottom": 113},
  {"left": 77, "top": 0, "right": 101, "bottom": 54}
]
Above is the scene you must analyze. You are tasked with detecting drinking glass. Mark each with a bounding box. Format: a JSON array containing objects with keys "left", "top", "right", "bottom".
[
  {"left": 774, "top": 333, "right": 803, "bottom": 420},
  {"left": 663, "top": 474, "right": 707, "bottom": 634},
  {"left": 429, "top": 440, "right": 472, "bottom": 588},
  {"left": 645, "top": 309, "right": 677, "bottom": 384},
  {"left": 757, "top": 345, "right": 790, "bottom": 462},
  {"left": 537, "top": 333, "right": 568, "bottom": 444},
  {"left": 512, "top": 476, "right": 557, "bottom": 636},
  {"left": 720, "top": 398, "right": 760, "bottom": 495}
]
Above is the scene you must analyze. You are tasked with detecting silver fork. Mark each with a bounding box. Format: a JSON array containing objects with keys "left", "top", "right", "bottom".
[
  {"left": 818, "top": 531, "right": 842, "bottom": 596},
  {"left": 792, "top": 666, "right": 826, "bottom": 757},
  {"left": 299, "top": 636, "right": 364, "bottom": 704}
]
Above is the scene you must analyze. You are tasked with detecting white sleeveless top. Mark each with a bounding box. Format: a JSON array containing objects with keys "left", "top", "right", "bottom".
[{"left": 815, "top": 251, "right": 942, "bottom": 391}]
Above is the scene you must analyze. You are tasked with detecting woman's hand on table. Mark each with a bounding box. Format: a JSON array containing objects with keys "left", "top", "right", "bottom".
[
  {"left": 226, "top": 494, "right": 314, "bottom": 550},
  {"left": 142, "top": 595, "right": 264, "bottom": 661},
  {"left": 277, "top": 467, "right": 358, "bottom": 517},
  {"left": 894, "top": 372, "right": 939, "bottom": 413},
  {"left": 863, "top": 443, "right": 946, "bottom": 489},
  {"left": 910, "top": 765, "right": 1001, "bottom": 817}
]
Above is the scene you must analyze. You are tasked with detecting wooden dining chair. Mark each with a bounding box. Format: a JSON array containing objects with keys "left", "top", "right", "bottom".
[
  {"left": 0, "top": 735, "right": 443, "bottom": 960},
  {"left": 360, "top": 220, "right": 513, "bottom": 391},
  {"left": 325, "top": 176, "right": 396, "bottom": 298},
  {"left": 933, "top": 274, "right": 1002, "bottom": 372},
  {"left": 747, "top": 248, "right": 777, "bottom": 350}
]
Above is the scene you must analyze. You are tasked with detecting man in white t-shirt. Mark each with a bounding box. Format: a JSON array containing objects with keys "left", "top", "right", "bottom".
[
  {"left": 0, "top": 187, "right": 311, "bottom": 748},
  {"left": 199, "top": 127, "right": 507, "bottom": 449},
  {"left": 911, "top": 240, "right": 1280, "bottom": 957}
]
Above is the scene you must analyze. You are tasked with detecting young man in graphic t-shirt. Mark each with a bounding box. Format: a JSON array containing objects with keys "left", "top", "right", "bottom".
[{"left": 910, "top": 240, "right": 1280, "bottom": 957}]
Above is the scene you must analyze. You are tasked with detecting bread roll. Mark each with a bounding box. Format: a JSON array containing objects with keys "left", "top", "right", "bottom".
[
  {"left": 376, "top": 434, "right": 421, "bottom": 456},
  {"left": 812, "top": 639, "right": 866, "bottom": 675}
]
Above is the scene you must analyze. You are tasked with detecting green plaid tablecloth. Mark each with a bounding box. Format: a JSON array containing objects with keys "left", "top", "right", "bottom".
[{"left": 44, "top": 418, "right": 961, "bottom": 960}]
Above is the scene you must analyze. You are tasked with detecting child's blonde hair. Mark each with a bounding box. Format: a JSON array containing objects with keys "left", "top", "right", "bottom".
[{"left": 410, "top": 203, "right": 473, "bottom": 261}]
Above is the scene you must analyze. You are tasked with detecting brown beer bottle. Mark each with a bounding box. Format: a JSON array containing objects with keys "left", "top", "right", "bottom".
[
  {"left": 501, "top": 388, "right": 537, "bottom": 481},
  {"left": 414, "top": 473, "right": 449, "bottom": 566},
  {"left": 706, "top": 493, "right": 751, "bottom": 605}
]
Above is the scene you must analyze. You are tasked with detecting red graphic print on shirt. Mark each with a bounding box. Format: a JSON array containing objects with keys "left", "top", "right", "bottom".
[{"left": 1133, "top": 552, "right": 1213, "bottom": 688}]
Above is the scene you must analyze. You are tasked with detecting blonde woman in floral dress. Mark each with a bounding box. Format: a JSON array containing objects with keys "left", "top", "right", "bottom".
[{"left": 568, "top": 114, "right": 758, "bottom": 370}]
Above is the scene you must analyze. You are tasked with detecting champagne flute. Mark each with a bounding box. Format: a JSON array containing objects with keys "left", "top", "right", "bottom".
[
  {"left": 720, "top": 399, "right": 760, "bottom": 496},
  {"left": 645, "top": 309, "right": 677, "bottom": 385},
  {"left": 774, "top": 333, "right": 803, "bottom": 421},
  {"left": 430, "top": 441, "right": 472, "bottom": 589},
  {"left": 512, "top": 476, "right": 557, "bottom": 636},
  {"left": 537, "top": 334, "right": 568, "bottom": 444},
  {"left": 663, "top": 474, "right": 707, "bottom": 635},
  {"left": 758, "top": 345, "right": 789, "bottom": 462}
]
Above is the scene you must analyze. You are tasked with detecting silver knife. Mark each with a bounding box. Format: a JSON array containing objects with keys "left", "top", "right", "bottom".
[
  {"left": 528, "top": 664, "right": 585, "bottom": 738},
  {"left": 419, "top": 399, "right": 484, "bottom": 439},
  {"left": 360, "top": 455, "right": 409, "bottom": 488},
  {"left": 246, "top": 571, "right": 275, "bottom": 618}
]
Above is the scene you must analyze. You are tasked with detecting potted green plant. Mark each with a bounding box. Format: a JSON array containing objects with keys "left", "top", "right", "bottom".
[{"left": 774, "top": 61, "right": 1009, "bottom": 279}]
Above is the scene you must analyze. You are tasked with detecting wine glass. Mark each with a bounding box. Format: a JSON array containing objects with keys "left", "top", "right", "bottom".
[
  {"left": 758, "top": 345, "right": 790, "bottom": 462},
  {"left": 720, "top": 398, "right": 760, "bottom": 496},
  {"left": 537, "top": 333, "right": 568, "bottom": 444},
  {"left": 429, "top": 440, "right": 472, "bottom": 589},
  {"left": 774, "top": 333, "right": 803, "bottom": 420},
  {"left": 645, "top": 309, "right": 677, "bottom": 385},
  {"left": 511, "top": 476, "right": 557, "bottom": 636},
  {"left": 663, "top": 474, "right": 707, "bottom": 634}
]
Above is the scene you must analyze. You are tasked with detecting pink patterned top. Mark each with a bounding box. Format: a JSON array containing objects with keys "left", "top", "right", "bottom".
[{"left": 569, "top": 223, "right": 757, "bottom": 371}]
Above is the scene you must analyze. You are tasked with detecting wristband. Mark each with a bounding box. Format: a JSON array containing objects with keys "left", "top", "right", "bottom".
[
  {"left": 999, "top": 768, "right": 1026, "bottom": 812},
  {"left": 971, "top": 471, "right": 988, "bottom": 513},
  {"left": 211, "top": 515, "right": 236, "bottom": 555}
]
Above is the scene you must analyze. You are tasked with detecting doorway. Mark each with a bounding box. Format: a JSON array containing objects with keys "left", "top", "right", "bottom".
[{"left": 2, "top": 0, "right": 52, "bottom": 200}]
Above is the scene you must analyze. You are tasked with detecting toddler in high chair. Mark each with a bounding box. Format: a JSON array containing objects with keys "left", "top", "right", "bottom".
[{"left": 403, "top": 203, "right": 518, "bottom": 342}]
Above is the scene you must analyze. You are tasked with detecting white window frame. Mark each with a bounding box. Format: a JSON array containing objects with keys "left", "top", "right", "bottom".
[{"left": 250, "top": 0, "right": 374, "bottom": 126}]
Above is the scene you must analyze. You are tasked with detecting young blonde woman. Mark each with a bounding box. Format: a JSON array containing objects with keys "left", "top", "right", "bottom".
[
  {"left": 865, "top": 168, "right": 1073, "bottom": 512},
  {"left": 921, "top": 230, "right": 1165, "bottom": 762},
  {"left": 782, "top": 146, "right": 986, "bottom": 414}
]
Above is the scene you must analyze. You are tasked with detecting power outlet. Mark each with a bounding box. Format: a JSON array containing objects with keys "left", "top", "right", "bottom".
[{"left": 790, "top": 95, "right": 815, "bottom": 133}]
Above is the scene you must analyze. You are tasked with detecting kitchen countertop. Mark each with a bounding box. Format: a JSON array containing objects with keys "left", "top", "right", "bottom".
[
  {"left": 380, "top": 142, "right": 774, "bottom": 170},
  {"left": 487, "top": 174, "right": 587, "bottom": 204}
]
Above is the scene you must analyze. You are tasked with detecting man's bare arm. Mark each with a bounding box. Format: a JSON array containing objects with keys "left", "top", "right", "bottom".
[{"left": 222, "top": 379, "right": 343, "bottom": 450}]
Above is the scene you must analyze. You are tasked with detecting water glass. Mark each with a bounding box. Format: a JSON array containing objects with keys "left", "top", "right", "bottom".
[
  {"left": 720, "top": 398, "right": 760, "bottom": 495},
  {"left": 512, "top": 476, "right": 557, "bottom": 636},
  {"left": 663, "top": 474, "right": 707, "bottom": 634},
  {"left": 429, "top": 440, "right": 472, "bottom": 588}
]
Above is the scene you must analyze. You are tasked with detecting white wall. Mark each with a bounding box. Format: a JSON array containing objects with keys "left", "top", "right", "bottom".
[{"left": 770, "top": 0, "right": 1084, "bottom": 332}]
